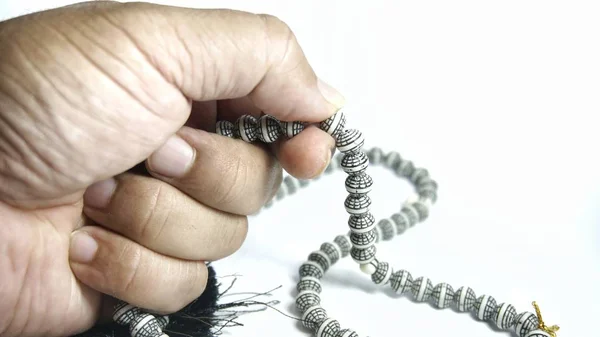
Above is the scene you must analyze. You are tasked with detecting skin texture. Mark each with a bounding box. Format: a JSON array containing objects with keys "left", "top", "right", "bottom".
[{"left": 0, "top": 2, "right": 344, "bottom": 337}]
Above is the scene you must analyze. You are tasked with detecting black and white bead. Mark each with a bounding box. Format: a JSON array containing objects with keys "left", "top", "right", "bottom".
[
  {"left": 345, "top": 173, "right": 373, "bottom": 194},
  {"left": 431, "top": 283, "right": 454, "bottom": 309},
  {"left": 258, "top": 115, "right": 281, "bottom": 143},
  {"left": 333, "top": 235, "right": 352, "bottom": 257},
  {"left": 316, "top": 318, "right": 341, "bottom": 337},
  {"left": 319, "top": 110, "right": 346, "bottom": 137},
  {"left": 344, "top": 195, "right": 371, "bottom": 215},
  {"left": 389, "top": 270, "right": 413, "bottom": 295},
  {"left": 129, "top": 313, "right": 165, "bottom": 337},
  {"left": 281, "top": 121, "right": 305, "bottom": 138},
  {"left": 113, "top": 302, "right": 141, "bottom": 325},
  {"left": 320, "top": 242, "right": 342, "bottom": 264},
  {"left": 335, "top": 129, "right": 365, "bottom": 154},
  {"left": 494, "top": 303, "right": 517, "bottom": 329},
  {"left": 340, "top": 152, "right": 369, "bottom": 174},
  {"left": 299, "top": 261, "right": 325, "bottom": 279},
  {"left": 335, "top": 329, "right": 359, "bottom": 337},
  {"left": 349, "top": 230, "right": 376, "bottom": 248},
  {"left": 215, "top": 120, "right": 235, "bottom": 138},
  {"left": 514, "top": 312, "right": 539, "bottom": 337},
  {"left": 453, "top": 286, "right": 477, "bottom": 312},
  {"left": 474, "top": 295, "right": 498, "bottom": 321},
  {"left": 525, "top": 330, "right": 552, "bottom": 337},
  {"left": 235, "top": 115, "right": 258, "bottom": 142},
  {"left": 296, "top": 290, "right": 321, "bottom": 312},
  {"left": 411, "top": 277, "right": 434, "bottom": 302},
  {"left": 370, "top": 261, "right": 392, "bottom": 285},
  {"left": 308, "top": 251, "right": 331, "bottom": 272},
  {"left": 377, "top": 219, "right": 396, "bottom": 241},
  {"left": 297, "top": 276, "right": 323, "bottom": 294},
  {"left": 347, "top": 213, "right": 375, "bottom": 233},
  {"left": 302, "top": 305, "right": 327, "bottom": 330},
  {"left": 350, "top": 245, "right": 376, "bottom": 264}
]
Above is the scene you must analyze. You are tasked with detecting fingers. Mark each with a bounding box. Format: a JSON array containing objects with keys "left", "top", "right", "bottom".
[
  {"left": 82, "top": 173, "right": 248, "bottom": 261},
  {"left": 146, "top": 126, "right": 282, "bottom": 215},
  {"left": 218, "top": 97, "right": 335, "bottom": 178},
  {"left": 69, "top": 225, "right": 207, "bottom": 313},
  {"left": 108, "top": 3, "right": 345, "bottom": 122}
]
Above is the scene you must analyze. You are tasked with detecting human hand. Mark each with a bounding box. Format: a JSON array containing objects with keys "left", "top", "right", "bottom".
[{"left": 0, "top": 2, "right": 344, "bottom": 336}]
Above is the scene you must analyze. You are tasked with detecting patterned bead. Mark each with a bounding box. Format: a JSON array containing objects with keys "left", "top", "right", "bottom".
[
  {"left": 384, "top": 151, "right": 402, "bottom": 170},
  {"left": 296, "top": 290, "right": 321, "bottom": 312},
  {"left": 418, "top": 187, "right": 438, "bottom": 203},
  {"left": 525, "top": 330, "right": 551, "bottom": 337},
  {"left": 494, "top": 303, "right": 517, "bottom": 329},
  {"left": 474, "top": 295, "right": 498, "bottom": 321},
  {"left": 319, "top": 110, "right": 346, "bottom": 137},
  {"left": 155, "top": 316, "right": 169, "bottom": 329},
  {"left": 453, "top": 286, "right": 477, "bottom": 312},
  {"left": 335, "top": 329, "right": 359, "bottom": 337},
  {"left": 113, "top": 302, "right": 141, "bottom": 325},
  {"left": 257, "top": 115, "right": 281, "bottom": 143},
  {"left": 129, "top": 313, "right": 163, "bottom": 337},
  {"left": 410, "top": 168, "right": 429, "bottom": 184},
  {"left": 345, "top": 173, "right": 373, "bottom": 194},
  {"left": 308, "top": 251, "right": 331, "bottom": 271},
  {"left": 348, "top": 213, "right": 375, "bottom": 233},
  {"left": 431, "top": 283, "right": 454, "bottom": 309},
  {"left": 215, "top": 120, "right": 235, "bottom": 138},
  {"left": 417, "top": 177, "right": 438, "bottom": 189},
  {"left": 371, "top": 261, "right": 392, "bottom": 285},
  {"left": 350, "top": 245, "right": 376, "bottom": 263},
  {"left": 320, "top": 242, "right": 341, "bottom": 264},
  {"left": 411, "top": 201, "right": 430, "bottom": 221},
  {"left": 297, "top": 276, "right": 322, "bottom": 294},
  {"left": 302, "top": 305, "right": 327, "bottom": 330},
  {"left": 377, "top": 219, "right": 396, "bottom": 240},
  {"left": 401, "top": 205, "right": 420, "bottom": 226},
  {"left": 411, "top": 277, "right": 434, "bottom": 302},
  {"left": 336, "top": 129, "right": 365, "bottom": 153},
  {"left": 316, "top": 318, "right": 341, "bottom": 337},
  {"left": 333, "top": 235, "right": 352, "bottom": 257},
  {"left": 235, "top": 115, "right": 258, "bottom": 142},
  {"left": 390, "top": 212, "right": 409, "bottom": 235},
  {"left": 349, "top": 230, "right": 376, "bottom": 248},
  {"left": 344, "top": 195, "right": 371, "bottom": 215},
  {"left": 281, "top": 121, "right": 305, "bottom": 138},
  {"left": 390, "top": 270, "right": 413, "bottom": 294},
  {"left": 299, "top": 261, "right": 324, "bottom": 279},
  {"left": 514, "top": 312, "right": 539, "bottom": 337},
  {"left": 341, "top": 152, "right": 369, "bottom": 174},
  {"left": 367, "top": 147, "right": 384, "bottom": 166},
  {"left": 395, "top": 159, "right": 415, "bottom": 177}
]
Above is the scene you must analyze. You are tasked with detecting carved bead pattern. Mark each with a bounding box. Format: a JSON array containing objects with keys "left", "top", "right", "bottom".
[
  {"left": 236, "top": 115, "right": 258, "bottom": 142},
  {"left": 349, "top": 230, "right": 376, "bottom": 248},
  {"left": 336, "top": 129, "right": 365, "bottom": 153},
  {"left": 258, "top": 115, "right": 281, "bottom": 143},
  {"left": 281, "top": 121, "right": 305, "bottom": 138},
  {"left": 390, "top": 270, "right": 413, "bottom": 295},
  {"left": 350, "top": 245, "right": 376, "bottom": 263},
  {"left": 514, "top": 312, "right": 539, "bottom": 337},
  {"left": 215, "top": 120, "right": 235, "bottom": 138},
  {"left": 411, "top": 201, "right": 430, "bottom": 221},
  {"left": 129, "top": 313, "right": 163, "bottom": 337},
  {"left": 474, "top": 295, "right": 498, "bottom": 321},
  {"left": 113, "top": 302, "right": 141, "bottom": 325},
  {"left": 371, "top": 261, "right": 392, "bottom": 285},
  {"left": 308, "top": 251, "right": 331, "bottom": 271},
  {"left": 297, "top": 276, "right": 323, "bottom": 294},
  {"left": 390, "top": 212, "right": 409, "bottom": 235},
  {"left": 377, "top": 219, "right": 396, "bottom": 240},
  {"left": 453, "top": 286, "right": 477, "bottom": 312},
  {"left": 494, "top": 303, "right": 517, "bottom": 329},
  {"left": 333, "top": 235, "right": 352, "bottom": 257},
  {"left": 345, "top": 173, "right": 374, "bottom": 194},
  {"left": 411, "top": 277, "right": 434, "bottom": 302},
  {"left": 296, "top": 290, "right": 321, "bottom": 312},
  {"left": 417, "top": 177, "right": 438, "bottom": 190},
  {"left": 341, "top": 152, "right": 369, "bottom": 174},
  {"left": 348, "top": 213, "right": 376, "bottom": 233},
  {"left": 316, "top": 318, "right": 341, "bottom": 337},
  {"left": 344, "top": 194, "right": 371, "bottom": 215},
  {"left": 410, "top": 168, "right": 429, "bottom": 184},
  {"left": 320, "top": 242, "right": 341, "bottom": 264},
  {"left": 335, "top": 329, "right": 359, "bottom": 337},
  {"left": 155, "top": 316, "right": 169, "bottom": 329},
  {"left": 319, "top": 110, "right": 346, "bottom": 137},
  {"left": 299, "top": 261, "right": 324, "bottom": 279},
  {"left": 431, "top": 283, "right": 454, "bottom": 309},
  {"left": 302, "top": 305, "right": 327, "bottom": 330}
]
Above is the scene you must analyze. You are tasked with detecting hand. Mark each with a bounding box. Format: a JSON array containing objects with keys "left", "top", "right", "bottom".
[{"left": 0, "top": 2, "right": 344, "bottom": 336}]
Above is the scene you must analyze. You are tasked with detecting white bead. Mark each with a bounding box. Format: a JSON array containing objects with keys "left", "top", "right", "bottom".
[
  {"left": 525, "top": 329, "right": 552, "bottom": 337},
  {"left": 360, "top": 262, "right": 377, "bottom": 275}
]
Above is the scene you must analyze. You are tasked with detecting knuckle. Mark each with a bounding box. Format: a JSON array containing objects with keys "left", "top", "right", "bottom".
[
  {"left": 222, "top": 216, "right": 249, "bottom": 257},
  {"left": 115, "top": 242, "right": 143, "bottom": 296},
  {"left": 135, "top": 182, "right": 171, "bottom": 242},
  {"left": 257, "top": 13, "right": 298, "bottom": 62}
]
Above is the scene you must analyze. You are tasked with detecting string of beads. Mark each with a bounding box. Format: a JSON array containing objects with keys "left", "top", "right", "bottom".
[{"left": 110, "top": 110, "right": 559, "bottom": 337}]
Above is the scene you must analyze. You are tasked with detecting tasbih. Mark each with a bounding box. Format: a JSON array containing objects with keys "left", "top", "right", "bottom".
[{"left": 109, "top": 110, "right": 559, "bottom": 337}]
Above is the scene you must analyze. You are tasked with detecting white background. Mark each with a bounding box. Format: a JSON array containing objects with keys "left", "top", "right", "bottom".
[{"left": 2, "top": 1, "right": 599, "bottom": 336}]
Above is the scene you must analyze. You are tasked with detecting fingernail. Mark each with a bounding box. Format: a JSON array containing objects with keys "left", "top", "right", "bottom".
[
  {"left": 148, "top": 135, "right": 195, "bottom": 178},
  {"left": 317, "top": 78, "right": 346, "bottom": 110},
  {"left": 84, "top": 178, "right": 117, "bottom": 209},
  {"left": 69, "top": 231, "right": 98, "bottom": 263}
]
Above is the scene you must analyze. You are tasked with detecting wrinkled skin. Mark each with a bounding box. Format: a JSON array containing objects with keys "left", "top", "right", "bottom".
[{"left": 0, "top": 2, "right": 343, "bottom": 336}]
